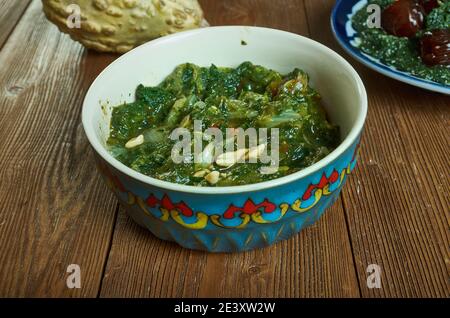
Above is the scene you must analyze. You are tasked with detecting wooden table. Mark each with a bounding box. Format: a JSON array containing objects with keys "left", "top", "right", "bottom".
[{"left": 0, "top": 0, "right": 448, "bottom": 298}]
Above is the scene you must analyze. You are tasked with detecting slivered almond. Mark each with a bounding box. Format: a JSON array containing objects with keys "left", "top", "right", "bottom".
[
  {"left": 125, "top": 134, "right": 144, "bottom": 149},
  {"left": 246, "top": 143, "right": 266, "bottom": 161},
  {"left": 193, "top": 170, "right": 207, "bottom": 178},
  {"left": 215, "top": 148, "right": 248, "bottom": 167},
  {"left": 205, "top": 171, "right": 220, "bottom": 185},
  {"left": 260, "top": 166, "right": 279, "bottom": 175}
]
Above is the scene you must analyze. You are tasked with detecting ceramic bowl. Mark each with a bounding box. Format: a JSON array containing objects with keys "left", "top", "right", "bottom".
[{"left": 82, "top": 26, "right": 367, "bottom": 252}]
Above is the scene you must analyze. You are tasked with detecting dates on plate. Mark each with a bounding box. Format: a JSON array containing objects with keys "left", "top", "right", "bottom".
[
  {"left": 381, "top": 0, "right": 425, "bottom": 38},
  {"left": 420, "top": 29, "right": 450, "bottom": 66}
]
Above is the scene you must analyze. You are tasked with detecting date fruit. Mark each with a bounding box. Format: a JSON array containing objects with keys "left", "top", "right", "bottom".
[
  {"left": 381, "top": 0, "right": 425, "bottom": 38},
  {"left": 420, "top": 29, "right": 450, "bottom": 66},
  {"left": 419, "top": 0, "right": 439, "bottom": 14}
]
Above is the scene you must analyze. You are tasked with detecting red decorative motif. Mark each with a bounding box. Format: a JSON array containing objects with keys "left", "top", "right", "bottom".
[
  {"left": 223, "top": 199, "right": 276, "bottom": 219},
  {"left": 146, "top": 194, "right": 194, "bottom": 217},
  {"left": 302, "top": 170, "right": 340, "bottom": 201},
  {"left": 97, "top": 140, "right": 360, "bottom": 225}
]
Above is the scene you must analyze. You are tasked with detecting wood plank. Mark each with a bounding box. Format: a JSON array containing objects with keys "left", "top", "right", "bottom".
[
  {"left": 0, "top": 0, "right": 119, "bottom": 297},
  {"left": 199, "top": 0, "right": 309, "bottom": 34},
  {"left": 196, "top": 204, "right": 359, "bottom": 298},
  {"left": 99, "top": 208, "right": 208, "bottom": 298},
  {"left": 304, "top": 0, "right": 450, "bottom": 297},
  {"left": 100, "top": 204, "right": 359, "bottom": 298},
  {"left": 0, "top": 0, "right": 32, "bottom": 48},
  {"left": 99, "top": 0, "right": 360, "bottom": 298}
]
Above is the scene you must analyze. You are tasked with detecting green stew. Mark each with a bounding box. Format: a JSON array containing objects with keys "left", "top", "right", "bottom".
[{"left": 107, "top": 62, "right": 340, "bottom": 186}]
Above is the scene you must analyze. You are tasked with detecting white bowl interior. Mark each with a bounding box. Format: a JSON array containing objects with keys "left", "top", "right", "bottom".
[{"left": 83, "top": 26, "right": 367, "bottom": 193}]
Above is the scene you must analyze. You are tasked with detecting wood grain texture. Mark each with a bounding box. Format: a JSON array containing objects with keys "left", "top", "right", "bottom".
[
  {"left": 0, "top": 0, "right": 448, "bottom": 298},
  {"left": 0, "top": 0, "right": 119, "bottom": 297},
  {"left": 195, "top": 204, "right": 359, "bottom": 298},
  {"left": 99, "top": 0, "right": 360, "bottom": 298},
  {"left": 0, "top": 0, "right": 32, "bottom": 48},
  {"left": 304, "top": 0, "right": 450, "bottom": 298},
  {"left": 99, "top": 208, "right": 208, "bottom": 298},
  {"left": 100, "top": 204, "right": 359, "bottom": 298},
  {"left": 199, "top": 0, "right": 309, "bottom": 34}
]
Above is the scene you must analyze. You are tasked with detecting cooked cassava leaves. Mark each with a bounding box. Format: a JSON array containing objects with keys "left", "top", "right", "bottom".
[{"left": 108, "top": 62, "right": 340, "bottom": 186}]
